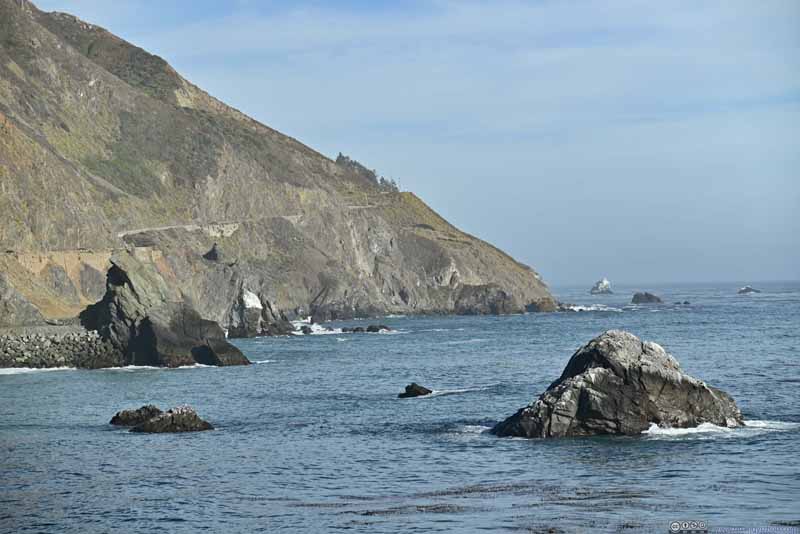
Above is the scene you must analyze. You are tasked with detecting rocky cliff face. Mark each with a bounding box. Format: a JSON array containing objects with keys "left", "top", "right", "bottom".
[{"left": 0, "top": 0, "right": 555, "bottom": 334}]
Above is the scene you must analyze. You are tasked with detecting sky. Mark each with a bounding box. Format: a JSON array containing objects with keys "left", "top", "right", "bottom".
[{"left": 36, "top": 0, "right": 800, "bottom": 286}]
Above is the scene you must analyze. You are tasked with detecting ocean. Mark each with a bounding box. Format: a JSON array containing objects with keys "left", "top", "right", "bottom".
[{"left": 1, "top": 282, "right": 798, "bottom": 533}]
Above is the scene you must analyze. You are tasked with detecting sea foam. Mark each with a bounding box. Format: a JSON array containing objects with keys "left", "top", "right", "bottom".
[{"left": 642, "top": 420, "right": 799, "bottom": 439}]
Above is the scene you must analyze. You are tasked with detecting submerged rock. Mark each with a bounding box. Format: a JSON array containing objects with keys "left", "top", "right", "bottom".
[
  {"left": 110, "top": 405, "right": 163, "bottom": 426},
  {"left": 738, "top": 286, "right": 761, "bottom": 294},
  {"left": 589, "top": 278, "right": 613, "bottom": 295},
  {"left": 398, "top": 383, "right": 433, "bottom": 398},
  {"left": 492, "top": 330, "right": 743, "bottom": 438},
  {"left": 130, "top": 405, "right": 213, "bottom": 433},
  {"left": 366, "top": 324, "right": 391, "bottom": 333},
  {"left": 631, "top": 292, "right": 662, "bottom": 304}
]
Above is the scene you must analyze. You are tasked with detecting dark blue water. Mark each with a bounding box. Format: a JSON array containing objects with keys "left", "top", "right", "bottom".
[{"left": 2, "top": 282, "right": 799, "bottom": 533}]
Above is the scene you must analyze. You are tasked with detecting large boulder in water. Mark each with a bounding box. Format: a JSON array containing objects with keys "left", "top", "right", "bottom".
[
  {"left": 130, "top": 405, "right": 213, "bottom": 433},
  {"left": 631, "top": 291, "right": 662, "bottom": 304},
  {"left": 80, "top": 252, "right": 249, "bottom": 367},
  {"left": 492, "top": 330, "right": 743, "bottom": 438},
  {"left": 110, "top": 405, "right": 163, "bottom": 426}
]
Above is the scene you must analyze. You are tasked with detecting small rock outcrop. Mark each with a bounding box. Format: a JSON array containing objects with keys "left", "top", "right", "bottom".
[
  {"left": 129, "top": 406, "right": 214, "bottom": 433},
  {"left": 738, "top": 286, "right": 761, "bottom": 294},
  {"left": 492, "top": 330, "right": 743, "bottom": 438},
  {"left": 631, "top": 292, "right": 662, "bottom": 304},
  {"left": 366, "top": 324, "right": 390, "bottom": 333},
  {"left": 589, "top": 278, "right": 613, "bottom": 295},
  {"left": 80, "top": 253, "right": 249, "bottom": 367},
  {"left": 398, "top": 383, "right": 433, "bottom": 398},
  {"left": 110, "top": 405, "right": 163, "bottom": 426}
]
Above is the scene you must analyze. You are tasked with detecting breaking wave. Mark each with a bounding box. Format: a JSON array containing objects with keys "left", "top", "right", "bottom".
[
  {"left": 563, "top": 304, "right": 623, "bottom": 313},
  {"left": 642, "top": 420, "right": 800, "bottom": 439},
  {"left": 0, "top": 366, "right": 77, "bottom": 375}
]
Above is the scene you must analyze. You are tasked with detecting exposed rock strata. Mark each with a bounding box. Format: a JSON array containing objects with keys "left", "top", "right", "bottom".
[
  {"left": 492, "top": 330, "right": 743, "bottom": 438},
  {"left": 0, "top": 0, "right": 557, "bottom": 331}
]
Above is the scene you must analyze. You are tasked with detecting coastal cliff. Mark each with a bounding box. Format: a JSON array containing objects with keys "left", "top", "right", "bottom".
[{"left": 0, "top": 0, "right": 555, "bottom": 338}]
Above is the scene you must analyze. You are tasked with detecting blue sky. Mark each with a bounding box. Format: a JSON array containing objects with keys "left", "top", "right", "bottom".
[{"left": 36, "top": 0, "right": 800, "bottom": 285}]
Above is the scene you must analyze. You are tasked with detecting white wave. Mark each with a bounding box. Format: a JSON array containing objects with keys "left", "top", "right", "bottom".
[
  {"left": 642, "top": 420, "right": 799, "bottom": 439},
  {"left": 742, "top": 420, "right": 800, "bottom": 430},
  {"left": 0, "top": 366, "right": 77, "bottom": 375},
  {"left": 336, "top": 337, "right": 348, "bottom": 342},
  {"left": 101, "top": 364, "right": 213, "bottom": 371},
  {"left": 443, "top": 338, "right": 489, "bottom": 345},
  {"left": 457, "top": 424, "right": 492, "bottom": 434},
  {"left": 252, "top": 359, "right": 274, "bottom": 364},
  {"left": 385, "top": 314, "right": 406, "bottom": 318},
  {"left": 291, "top": 323, "right": 343, "bottom": 335},
  {"left": 419, "top": 384, "right": 499, "bottom": 398},
  {"left": 564, "top": 304, "right": 623, "bottom": 313}
]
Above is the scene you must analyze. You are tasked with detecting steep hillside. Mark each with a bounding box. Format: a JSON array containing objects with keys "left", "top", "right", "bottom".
[{"left": 0, "top": 0, "right": 555, "bottom": 332}]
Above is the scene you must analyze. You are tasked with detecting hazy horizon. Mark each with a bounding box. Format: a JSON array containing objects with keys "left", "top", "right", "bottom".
[{"left": 36, "top": 0, "right": 800, "bottom": 286}]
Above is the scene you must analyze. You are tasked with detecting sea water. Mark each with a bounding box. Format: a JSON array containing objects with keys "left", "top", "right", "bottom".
[{"left": 1, "top": 281, "right": 798, "bottom": 533}]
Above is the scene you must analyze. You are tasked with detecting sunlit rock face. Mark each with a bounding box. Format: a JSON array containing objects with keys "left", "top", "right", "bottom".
[{"left": 492, "top": 330, "right": 743, "bottom": 438}]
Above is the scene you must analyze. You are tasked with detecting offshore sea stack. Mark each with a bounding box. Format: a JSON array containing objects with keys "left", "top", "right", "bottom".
[
  {"left": 589, "top": 278, "right": 613, "bottom": 295},
  {"left": 492, "top": 330, "right": 743, "bottom": 438}
]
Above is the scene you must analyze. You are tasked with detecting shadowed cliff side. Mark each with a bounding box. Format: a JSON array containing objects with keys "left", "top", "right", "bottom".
[{"left": 0, "top": 0, "right": 556, "bottom": 334}]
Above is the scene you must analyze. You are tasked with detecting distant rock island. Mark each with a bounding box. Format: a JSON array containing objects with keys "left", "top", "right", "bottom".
[
  {"left": 589, "top": 278, "right": 613, "bottom": 294},
  {"left": 0, "top": 0, "right": 557, "bottom": 366},
  {"left": 738, "top": 286, "right": 761, "bottom": 295},
  {"left": 632, "top": 292, "right": 663, "bottom": 304}
]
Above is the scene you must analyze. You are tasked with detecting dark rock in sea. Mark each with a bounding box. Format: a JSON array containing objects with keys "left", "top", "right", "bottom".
[
  {"left": 300, "top": 325, "right": 313, "bottom": 335},
  {"left": 492, "top": 330, "right": 743, "bottom": 438},
  {"left": 683, "top": 301, "right": 690, "bottom": 305},
  {"left": 130, "top": 405, "right": 213, "bottom": 433},
  {"left": 110, "top": 405, "right": 163, "bottom": 426},
  {"left": 352, "top": 327, "right": 365, "bottom": 333},
  {"left": 366, "top": 324, "right": 390, "bottom": 333},
  {"left": 80, "top": 253, "right": 249, "bottom": 368},
  {"left": 263, "top": 320, "right": 296, "bottom": 336},
  {"left": 589, "top": 278, "right": 613, "bottom": 295},
  {"left": 738, "top": 286, "right": 761, "bottom": 294},
  {"left": 631, "top": 292, "right": 662, "bottom": 304},
  {"left": 399, "top": 383, "right": 433, "bottom": 398},
  {"left": 525, "top": 299, "right": 558, "bottom": 312}
]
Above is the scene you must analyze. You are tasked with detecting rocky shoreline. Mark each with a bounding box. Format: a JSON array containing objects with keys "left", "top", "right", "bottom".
[{"left": 0, "top": 329, "right": 122, "bottom": 369}]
